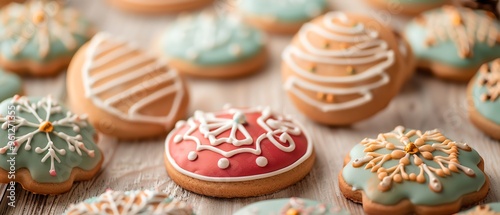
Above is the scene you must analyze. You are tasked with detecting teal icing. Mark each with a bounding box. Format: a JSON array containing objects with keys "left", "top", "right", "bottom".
[
  {"left": 160, "top": 12, "right": 265, "bottom": 66},
  {"left": 459, "top": 202, "right": 500, "bottom": 214},
  {"left": 234, "top": 198, "right": 351, "bottom": 215},
  {"left": 0, "top": 70, "right": 22, "bottom": 102},
  {"left": 472, "top": 63, "right": 500, "bottom": 125},
  {"left": 405, "top": 7, "right": 500, "bottom": 68},
  {"left": 0, "top": 96, "right": 102, "bottom": 183},
  {"left": 386, "top": 0, "right": 444, "bottom": 3},
  {"left": 237, "top": 0, "right": 327, "bottom": 23},
  {"left": 342, "top": 128, "right": 486, "bottom": 206},
  {"left": 0, "top": 3, "right": 93, "bottom": 63}
]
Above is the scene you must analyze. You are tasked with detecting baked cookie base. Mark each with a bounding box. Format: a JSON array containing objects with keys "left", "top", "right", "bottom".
[
  {"left": 0, "top": 156, "right": 103, "bottom": 195},
  {"left": 241, "top": 15, "right": 308, "bottom": 35},
  {"left": 417, "top": 60, "right": 478, "bottom": 82},
  {"left": 164, "top": 151, "right": 315, "bottom": 198},
  {"left": 467, "top": 78, "right": 500, "bottom": 140},
  {"left": 168, "top": 49, "right": 268, "bottom": 79},
  {"left": 339, "top": 155, "right": 490, "bottom": 215},
  {"left": 0, "top": 56, "right": 72, "bottom": 77},
  {"left": 364, "top": 0, "right": 450, "bottom": 16},
  {"left": 107, "top": 0, "right": 214, "bottom": 14}
]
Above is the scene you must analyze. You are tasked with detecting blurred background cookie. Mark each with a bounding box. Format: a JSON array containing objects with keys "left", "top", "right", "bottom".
[
  {"left": 0, "top": 1, "right": 94, "bottom": 77},
  {"left": 234, "top": 198, "right": 351, "bottom": 215},
  {"left": 164, "top": 106, "right": 314, "bottom": 198},
  {"left": 0, "top": 95, "right": 103, "bottom": 195},
  {"left": 67, "top": 32, "right": 190, "bottom": 140},
  {"left": 236, "top": 0, "right": 328, "bottom": 34},
  {"left": 282, "top": 12, "right": 414, "bottom": 125},
  {"left": 0, "top": 69, "right": 22, "bottom": 102},
  {"left": 404, "top": 6, "right": 500, "bottom": 81},
  {"left": 108, "top": 0, "right": 214, "bottom": 14},
  {"left": 458, "top": 202, "right": 500, "bottom": 214},
  {"left": 364, "top": 0, "right": 451, "bottom": 16},
  {"left": 467, "top": 59, "right": 500, "bottom": 140},
  {"left": 158, "top": 11, "right": 267, "bottom": 79}
]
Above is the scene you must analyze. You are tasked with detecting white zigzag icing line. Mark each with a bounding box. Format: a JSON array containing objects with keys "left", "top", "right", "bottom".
[
  {"left": 283, "top": 12, "right": 394, "bottom": 112},
  {"left": 81, "top": 33, "right": 184, "bottom": 128},
  {"left": 165, "top": 107, "right": 313, "bottom": 182}
]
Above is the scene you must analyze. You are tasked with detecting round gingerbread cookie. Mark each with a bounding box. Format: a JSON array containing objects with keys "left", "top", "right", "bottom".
[
  {"left": 339, "top": 126, "right": 489, "bottom": 215},
  {"left": 404, "top": 6, "right": 500, "bottom": 81},
  {"left": 236, "top": 0, "right": 328, "bottom": 34},
  {"left": 64, "top": 190, "right": 193, "bottom": 215},
  {"left": 234, "top": 198, "right": 351, "bottom": 215},
  {"left": 458, "top": 202, "right": 500, "bottom": 214},
  {"left": 0, "top": 1, "right": 94, "bottom": 77},
  {"left": 0, "top": 95, "right": 103, "bottom": 195},
  {"left": 164, "top": 106, "right": 315, "bottom": 198},
  {"left": 0, "top": 69, "right": 22, "bottom": 102},
  {"left": 365, "top": 0, "right": 450, "bottom": 16},
  {"left": 67, "top": 32, "right": 190, "bottom": 140},
  {"left": 108, "top": 0, "right": 213, "bottom": 14},
  {"left": 281, "top": 12, "right": 414, "bottom": 125},
  {"left": 467, "top": 59, "right": 500, "bottom": 140},
  {"left": 158, "top": 11, "right": 267, "bottom": 79}
]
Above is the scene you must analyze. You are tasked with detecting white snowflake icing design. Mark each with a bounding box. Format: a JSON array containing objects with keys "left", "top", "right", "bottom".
[
  {"left": 64, "top": 190, "right": 193, "bottom": 215},
  {"left": 352, "top": 126, "right": 474, "bottom": 192},
  {"left": 0, "top": 95, "right": 95, "bottom": 177},
  {"left": 278, "top": 198, "right": 341, "bottom": 215},
  {"left": 0, "top": 1, "right": 89, "bottom": 58},
  {"left": 173, "top": 107, "right": 302, "bottom": 169},
  {"left": 477, "top": 59, "right": 500, "bottom": 102}
]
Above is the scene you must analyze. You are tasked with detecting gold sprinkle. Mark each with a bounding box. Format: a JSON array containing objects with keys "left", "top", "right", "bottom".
[
  {"left": 39, "top": 121, "right": 54, "bottom": 133},
  {"left": 316, "top": 92, "right": 325, "bottom": 100},
  {"left": 324, "top": 41, "right": 330, "bottom": 49},
  {"left": 32, "top": 11, "right": 46, "bottom": 24},
  {"left": 286, "top": 209, "right": 300, "bottom": 215},
  {"left": 346, "top": 66, "right": 355, "bottom": 75},
  {"left": 339, "top": 43, "right": 348, "bottom": 50},
  {"left": 450, "top": 13, "right": 463, "bottom": 26},
  {"left": 404, "top": 142, "right": 419, "bottom": 154},
  {"left": 326, "top": 94, "right": 335, "bottom": 103},
  {"left": 308, "top": 63, "right": 317, "bottom": 73}
]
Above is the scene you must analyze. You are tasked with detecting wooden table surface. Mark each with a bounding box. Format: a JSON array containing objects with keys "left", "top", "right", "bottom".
[{"left": 1, "top": 0, "right": 499, "bottom": 214}]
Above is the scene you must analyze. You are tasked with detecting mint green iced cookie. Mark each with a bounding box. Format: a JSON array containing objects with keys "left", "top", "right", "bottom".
[
  {"left": 0, "top": 69, "right": 22, "bottom": 102},
  {"left": 459, "top": 202, "right": 500, "bottom": 214},
  {"left": 234, "top": 198, "right": 350, "bottom": 215},
  {"left": 0, "top": 95, "right": 103, "bottom": 194}
]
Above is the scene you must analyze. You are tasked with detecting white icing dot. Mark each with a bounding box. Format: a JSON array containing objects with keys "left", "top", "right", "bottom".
[
  {"left": 187, "top": 151, "right": 198, "bottom": 161},
  {"left": 173, "top": 135, "right": 183, "bottom": 143},
  {"left": 352, "top": 186, "right": 358, "bottom": 191},
  {"left": 218, "top": 158, "right": 230, "bottom": 169},
  {"left": 256, "top": 156, "right": 268, "bottom": 167}
]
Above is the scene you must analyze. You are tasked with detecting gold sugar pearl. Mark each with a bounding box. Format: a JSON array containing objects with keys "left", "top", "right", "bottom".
[
  {"left": 316, "top": 92, "right": 325, "bottom": 100},
  {"left": 404, "top": 142, "right": 419, "bottom": 154},
  {"left": 346, "top": 66, "right": 355, "bottom": 75},
  {"left": 339, "top": 43, "right": 348, "bottom": 50},
  {"left": 451, "top": 13, "right": 463, "bottom": 26},
  {"left": 326, "top": 94, "right": 335, "bottom": 103},
  {"left": 286, "top": 209, "right": 300, "bottom": 215},
  {"left": 39, "top": 121, "right": 54, "bottom": 133},
  {"left": 32, "top": 11, "right": 46, "bottom": 24}
]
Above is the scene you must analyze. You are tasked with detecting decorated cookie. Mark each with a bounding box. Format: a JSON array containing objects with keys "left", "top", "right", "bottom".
[
  {"left": 108, "top": 0, "right": 213, "bottom": 14},
  {"left": 0, "top": 95, "right": 103, "bottom": 195},
  {"left": 67, "top": 32, "right": 189, "bottom": 140},
  {"left": 282, "top": 12, "right": 414, "bottom": 125},
  {"left": 64, "top": 190, "right": 193, "bottom": 215},
  {"left": 365, "top": 0, "right": 450, "bottom": 16},
  {"left": 158, "top": 11, "right": 267, "bottom": 79},
  {"left": 405, "top": 6, "right": 500, "bottom": 81},
  {"left": 236, "top": 0, "right": 328, "bottom": 34},
  {"left": 0, "top": 1, "right": 94, "bottom": 77},
  {"left": 467, "top": 59, "right": 500, "bottom": 140},
  {"left": 458, "top": 202, "right": 500, "bottom": 214},
  {"left": 0, "top": 70, "right": 22, "bottom": 102},
  {"left": 460, "top": 0, "right": 499, "bottom": 19},
  {"left": 164, "top": 106, "right": 314, "bottom": 198},
  {"left": 234, "top": 198, "right": 350, "bottom": 215},
  {"left": 339, "top": 126, "right": 489, "bottom": 214}
]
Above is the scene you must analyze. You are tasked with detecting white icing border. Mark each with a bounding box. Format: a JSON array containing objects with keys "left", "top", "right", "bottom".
[{"left": 164, "top": 106, "right": 313, "bottom": 182}]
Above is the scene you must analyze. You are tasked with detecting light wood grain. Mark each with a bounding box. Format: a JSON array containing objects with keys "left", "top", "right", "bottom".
[{"left": 1, "top": 0, "right": 499, "bottom": 214}]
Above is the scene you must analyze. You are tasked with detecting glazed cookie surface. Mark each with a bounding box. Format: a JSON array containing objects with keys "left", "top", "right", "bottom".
[
  {"left": 234, "top": 198, "right": 350, "bottom": 215},
  {"left": 0, "top": 1, "right": 94, "bottom": 76},
  {"left": 164, "top": 106, "right": 314, "bottom": 198},
  {"left": 0, "top": 70, "right": 22, "bottom": 102},
  {"left": 67, "top": 32, "right": 189, "bottom": 140},
  {"left": 237, "top": 0, "right": 327, "bottom": 34},
  {"left": 159, "top": 12, "right": 267, "bottom": 78},
  {"left": 282, "top": 12, "right": 414, "bottom": 125},
  {"left": 108, "top": 0, "right": 214, "bottom": 14},
  {"left": 64, "top": 190, "right": 193, "bottom": 215},
  {"left": 458, "top": 202, "right": 500, "bottom": 214},
  {"left": 405, "top": 6, "right": 500, "bottom": 81},
  {"left": 468, "top": 59, "right": 500, "bottom": 140},
  {"left": 0, "top": 95, "right": 103, "bottom": 195},
  {"left": 365, "top": 0, "right": 450, "bottom": 16},
  {"left": 340, "top": 126, "right": 489, "bottom": 215}
]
